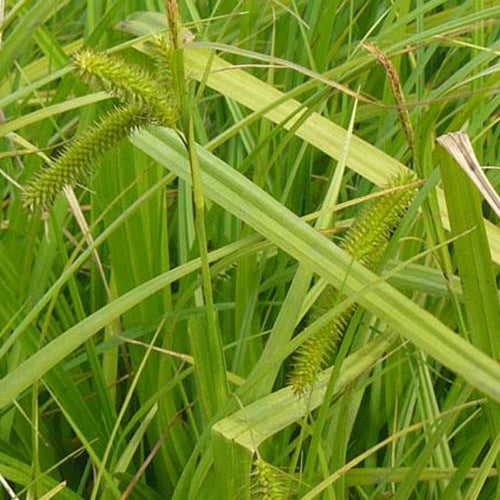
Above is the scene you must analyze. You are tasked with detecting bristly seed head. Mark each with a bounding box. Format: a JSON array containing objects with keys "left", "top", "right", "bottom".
[
  {"left": 22, "top": 105, "right": 150, "bottom": 210},
  {"left": 23, "top": 46, "right": 180, "bottom": 211},
  {"left": 289, "top": 171, "right": 419, "bottom": 396},
  {"left": 72, "top": 48, "right": 178, "bottom": 126},
  {"left": 252, "top": 458, "right": 289, "bottom": 499}
]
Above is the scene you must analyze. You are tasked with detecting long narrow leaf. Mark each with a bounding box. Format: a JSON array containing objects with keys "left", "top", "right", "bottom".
[{"left": 131, "top": 127, "right": 500, "bottom": 403}]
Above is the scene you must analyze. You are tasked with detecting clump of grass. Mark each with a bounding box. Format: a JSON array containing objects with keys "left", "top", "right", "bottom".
[
  {"left": 289, "top": 171, "right": 418, "bottom": 395},
  {"left": 22, "top": 43, "right": 178, "bottom": 211},
  {"left": 4, "top": 2, "right": 499, "bottom": 499}
]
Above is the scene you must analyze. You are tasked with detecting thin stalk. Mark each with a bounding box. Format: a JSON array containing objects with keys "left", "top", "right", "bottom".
[
  {"left": 167, "top": 0, "right": 229, "bottom": 418},
  {"left": 187, "top": 118, "right": 230, "bottom": 417}
]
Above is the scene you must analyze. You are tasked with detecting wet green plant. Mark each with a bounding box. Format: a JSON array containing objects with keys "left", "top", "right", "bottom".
[{"left": 4, "top": 2, "right": 499, "bottom": 499}]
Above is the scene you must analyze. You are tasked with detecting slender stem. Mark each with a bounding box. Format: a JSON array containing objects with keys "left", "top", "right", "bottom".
[{"left": 166, "top": 0, "right": 229, "bottom": 418}]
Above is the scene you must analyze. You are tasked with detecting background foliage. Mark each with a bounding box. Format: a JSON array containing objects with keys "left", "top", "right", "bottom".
[{"left": 0, "top": 1, "right": 499, "bottom": 499}]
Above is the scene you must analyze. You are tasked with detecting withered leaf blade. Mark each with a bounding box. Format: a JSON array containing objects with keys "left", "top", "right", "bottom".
[{"left": 437, "top": 131, "right": 500, "bottom": 217}]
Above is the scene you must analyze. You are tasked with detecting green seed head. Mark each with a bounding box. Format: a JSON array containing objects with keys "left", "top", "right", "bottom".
[
  {"left": 342, "top": 171, "right": 418, "bottom": 269},
  {"left": 252, "top": 458, "right": 289, "bottom": 500},
  {"left": 23, "top": 45, "right": 181, "bottom": 212},
  {"left": 148, "top": 33, "right": 175, "bottom": 89},
  {"left": 22, "top": 105, "right": 149, "bottom": 210},
  {"left": 73, "top": 49, "right": 178, "bottom": 126},
  {"left": 289, "top": 171, "right": 418, "bottom": 395}
]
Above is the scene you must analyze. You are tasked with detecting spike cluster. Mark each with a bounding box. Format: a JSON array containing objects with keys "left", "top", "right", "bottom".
[
  {"left": 290, "top": 286, "right": 353, "bottom": 396},
  {"left": 289, "top": 171, "right": 418, "bottom": 395},
  {"left": 342, "top": 172, "right": 419, "bottom": 269},
  {"left": 252, "top": 458, "right": 289, "bottom": 500},
  {"left": 73, "top": 49, "right": 177, "bottom": 126},
  {"left": 147, "top": 34, "right": 175, "bottom": 89},
  {"left": 23, "top": 105, "right": 149, "bottom": 210},
  {"left": 22, "top": 42, "right": 178, "bottom": 211}
]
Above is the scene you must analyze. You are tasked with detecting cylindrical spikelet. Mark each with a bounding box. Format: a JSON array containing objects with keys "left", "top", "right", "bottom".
[
  {"left": 289, "top": 171, "right": 418, "bottom": 395},
  {"left": 72, "top": 49, "right": 178, "bottom": 126},
  {"left": 147, "top": 33, "right": 175, "bottom": 89},
  {"left": 290, "top": 288, "right": 353, "bottom": 396},
  {"left": 252, "top": 458, "right": 289, "bottom": 500},
  {"left": 22, "top": 105, "right": 149, "bottom": 210},
  {"left": 342, "top": 171, "right": 419, "bottom": 268}
]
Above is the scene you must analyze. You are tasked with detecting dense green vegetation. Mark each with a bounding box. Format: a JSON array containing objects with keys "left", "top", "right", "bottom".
[{"left": 0, "top": 1, "right": 499, "bottom": 499}]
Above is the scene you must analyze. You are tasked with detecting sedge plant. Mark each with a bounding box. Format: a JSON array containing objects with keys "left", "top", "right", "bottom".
[{"left": 2, "top": 2, "right": 500, "bottom": 499}]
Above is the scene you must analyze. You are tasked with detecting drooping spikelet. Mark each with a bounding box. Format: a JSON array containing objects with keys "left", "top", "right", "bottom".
[
  {"left": 252, "top": 458, "right": 289, "bottom": 500},
  {"left": 147, "top": 33, "right": 175, "bottom": 89},
  {"left": 22, "top": 105, "right": 149, "bottom": 210},
  {"left": 289, "top": 171, "right": 418, "bottom": 395},
  {"left": 342, "top": 171, "right": 419, "bottom": 268},
  {"left": 72, "top": 49, "right": 178, "bottom": 126},
  {"left": 290, "top": 287, "right": 354, "bottom": 397}
]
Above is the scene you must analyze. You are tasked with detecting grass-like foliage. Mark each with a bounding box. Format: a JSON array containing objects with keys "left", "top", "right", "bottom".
[{"left": 1, "top": 1, "right": 499, "bottom": 500}]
